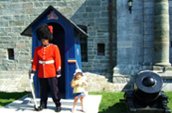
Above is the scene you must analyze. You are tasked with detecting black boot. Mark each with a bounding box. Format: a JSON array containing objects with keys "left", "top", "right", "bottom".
[
  {"left": 54, "top": 99, "right": 61, "bottom": 112},
  {"left": 55, "top": 106, "right": 61, "bottom": 112},
  {"left": 38, "top": 102, "right": 47, "bottom": 110},
  {"left": 34, "top": 105, "right": 42, "bottom": 111}
]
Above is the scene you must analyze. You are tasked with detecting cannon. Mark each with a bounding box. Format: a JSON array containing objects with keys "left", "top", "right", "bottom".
[{"left": 124, "top": 70, "right": 171, "bottom": 113}]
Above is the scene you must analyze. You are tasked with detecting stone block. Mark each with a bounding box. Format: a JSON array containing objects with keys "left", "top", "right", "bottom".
[{"left": 0, "top": 71, "right": 30, "bottom": 92}]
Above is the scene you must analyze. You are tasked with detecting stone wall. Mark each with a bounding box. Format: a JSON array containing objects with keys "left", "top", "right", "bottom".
[
  {"left": 0, "top": 0, "right": 172, "bottom": 93},
  {"left": 115, "top": 0, "right": 172, "bottom": 75},
  {"left": 143, "top": 0, "right": 154, "bottom": 66},
  {"left": 115, "top": 0, "right": 144, "bottom": 75},
  {"left": 0, "top": 0, "right": 115, "bottom": 92},
  {"left": 71, "top": 0, "right": 116, "bottom": 75}
]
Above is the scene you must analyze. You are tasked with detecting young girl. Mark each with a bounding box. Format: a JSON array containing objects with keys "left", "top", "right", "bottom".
[{"left": 71, "top": 69, "right": 87, "bottom": 113}]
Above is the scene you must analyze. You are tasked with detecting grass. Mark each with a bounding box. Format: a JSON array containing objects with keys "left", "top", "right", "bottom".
[
  {"left": 0, "top": 92, "right": 28, "bottom": 107},
  {"left": 165, "top": 92, "right": 172, "bottom": 109},
  {"left": 91, "top": 91, "right": 172, "bottom": 113},
  {"left": 91, "top": 92, "right": 127, "bottom": 113}
]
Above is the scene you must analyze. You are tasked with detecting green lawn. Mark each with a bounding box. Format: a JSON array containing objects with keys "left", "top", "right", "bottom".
[
  {"left": 165, "top": 92, "right": 172, "bottom": 109},
  {"left": 0, "top": 92, "right": 28, "bottom": 107},
  {"left": 91, "top": 92, "right": 172, "bottom": 113},
  {"left": 91, "top": 92, "right": 127, "bottom": 113}
]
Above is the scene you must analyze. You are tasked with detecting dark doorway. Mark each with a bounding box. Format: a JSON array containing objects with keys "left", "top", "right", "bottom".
[{"left": 48, "top": 22, "right": 66, "bottom": 98}]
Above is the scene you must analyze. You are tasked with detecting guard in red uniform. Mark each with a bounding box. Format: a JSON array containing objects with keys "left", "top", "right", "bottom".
[{"left": 31, "top": 24, "right": 62, "bottom": 112}]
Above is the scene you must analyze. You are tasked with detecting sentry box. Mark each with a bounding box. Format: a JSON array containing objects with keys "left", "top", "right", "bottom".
[{"left": 21, "top": 6, "right": 87, "bottom": 99}]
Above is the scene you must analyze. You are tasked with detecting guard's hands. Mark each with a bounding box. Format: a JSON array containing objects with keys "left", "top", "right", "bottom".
[
  {"left": 56, "top": 69, "right": 61, "bottom": 78},
  {"left": 30, "top": 73, "right": 34, "bottom": 78},
  {"left": 56, "top": 74, "right": 61, "bottom": 78},
  {"left": 29, "top": 70, "right": 36, "bottom": 79}
]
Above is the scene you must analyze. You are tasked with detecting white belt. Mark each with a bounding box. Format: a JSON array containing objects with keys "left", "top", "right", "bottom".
[{"left": 39, "top": 60, "right": 54, "bottom": 64}]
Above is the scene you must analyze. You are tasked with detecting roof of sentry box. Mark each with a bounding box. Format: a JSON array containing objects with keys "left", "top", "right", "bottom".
[{"left": 21, "top": 5, "right": 87, "bottom": 37}]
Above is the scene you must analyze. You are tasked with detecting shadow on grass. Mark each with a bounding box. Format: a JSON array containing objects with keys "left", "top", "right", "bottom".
[
  {"left": 0, "top": 92, "right": 28, "bottom": 107},
  {"left": 99, "top": 101, "right": 128, "bottom": 113}
]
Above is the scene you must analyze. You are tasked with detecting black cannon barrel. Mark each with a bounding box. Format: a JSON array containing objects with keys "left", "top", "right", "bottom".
[
  {"left": 134, "top": 70, "right": 163, "bottom": 103},
  {"left": 135, "top": 70, "right": 163, "bottom": 93},
  {"left": 123, "top": 70, "right": 170, "bottom": 113}
]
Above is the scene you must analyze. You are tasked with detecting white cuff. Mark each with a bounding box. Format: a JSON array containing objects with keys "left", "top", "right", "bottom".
[{"left": 56, "top": 74, "right": 61, "bottom": 78}]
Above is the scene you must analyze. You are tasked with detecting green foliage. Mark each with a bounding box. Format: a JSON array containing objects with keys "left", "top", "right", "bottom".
[{"left": 0, "top": 92, "right": 28, "bottom": 107}]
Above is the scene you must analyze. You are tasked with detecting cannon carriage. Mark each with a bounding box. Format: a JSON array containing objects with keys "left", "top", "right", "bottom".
[{"left": 124, "top": 70, "right": 171, "bottom": 113}]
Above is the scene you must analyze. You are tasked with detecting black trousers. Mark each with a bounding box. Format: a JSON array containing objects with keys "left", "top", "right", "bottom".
[{"left": 39, "top": 77, "right": 61, "bottom": 108}]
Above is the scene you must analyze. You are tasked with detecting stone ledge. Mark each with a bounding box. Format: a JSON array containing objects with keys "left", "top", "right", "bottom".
[{"left": 0, "top": 71, "right": 30, "bottom": 92}]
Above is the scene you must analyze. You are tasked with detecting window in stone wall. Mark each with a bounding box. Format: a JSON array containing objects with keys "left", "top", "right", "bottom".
[
  {"left": 7, "top": 48, "right": 14, "bottom": 60},
  {"left": 78, "top": 25, "right": 88, "bottom": 62},
  {"left": 97, "top": 43, "right": 105, "bottom": 56}
]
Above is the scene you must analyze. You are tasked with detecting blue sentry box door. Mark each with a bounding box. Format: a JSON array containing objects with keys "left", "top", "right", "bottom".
[
  {"left": 66, "top": 36, "right": 82, "bottom": 99},
  {"left": 65, "top": 27, "right": 76, "bottom": 99}
]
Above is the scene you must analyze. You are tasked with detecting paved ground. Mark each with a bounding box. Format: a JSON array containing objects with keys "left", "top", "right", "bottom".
[{"left": 0, "top": 95, "right": 101, "bottom": 113}]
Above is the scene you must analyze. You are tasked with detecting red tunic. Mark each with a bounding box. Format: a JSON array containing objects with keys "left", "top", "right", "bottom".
[{"left": 32, "top": 44, "right": 61, "bottom": 78}]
